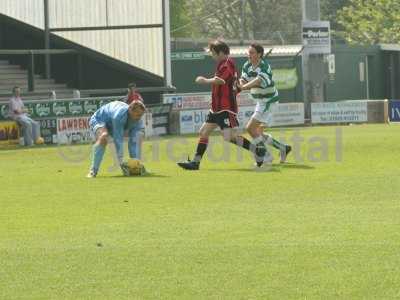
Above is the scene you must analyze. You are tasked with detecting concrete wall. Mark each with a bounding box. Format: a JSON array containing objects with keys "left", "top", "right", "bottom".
[{"left": 325, "top": 45, "right": 385, "bottom": 101}]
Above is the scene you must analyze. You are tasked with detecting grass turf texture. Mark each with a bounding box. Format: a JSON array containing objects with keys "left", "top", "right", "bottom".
[{"left": 1, "top": 124, "right": 399, "bottom": 299}]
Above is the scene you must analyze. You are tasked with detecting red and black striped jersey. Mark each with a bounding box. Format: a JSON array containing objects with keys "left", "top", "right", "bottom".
[{"left": 211, "top": 57, "right": 238, "bottom": 114}]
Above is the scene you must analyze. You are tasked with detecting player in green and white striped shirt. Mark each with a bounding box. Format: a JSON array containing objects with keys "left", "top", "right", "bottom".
[{"left": 238, "top": 43, "right": 291, "bottom": 165}]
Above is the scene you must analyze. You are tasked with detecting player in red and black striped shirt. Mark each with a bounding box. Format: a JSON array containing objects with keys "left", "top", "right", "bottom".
[
  {"left": 210, "top": 52, "right": 238, "bottom": 115},
  {"left": 125, "top": 82, "right": 143, "bottom": 105},
  {"left": 177, "top": 40, "right": 265, "bottom": 170}
]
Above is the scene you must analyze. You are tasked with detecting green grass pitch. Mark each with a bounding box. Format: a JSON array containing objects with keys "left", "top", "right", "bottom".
[{"left": 1, "top": 124, "right": 399, "bottom": 299}]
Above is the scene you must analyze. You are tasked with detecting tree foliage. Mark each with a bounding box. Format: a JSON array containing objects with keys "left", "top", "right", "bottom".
[
  {"left": 337, "top": 0, "right": 400, "bottom": 44},
  {"left": 170, "top": 0, "right": 192, "bottom": 37},
  {"left": 172, "top": 0, "right": 398, "bottom": 45},
  {"left": 171, "top": 0, "right": 302, "bottom": 44},
  {"left": 320, "top": 0, "right": 350, "bottom": 29}
]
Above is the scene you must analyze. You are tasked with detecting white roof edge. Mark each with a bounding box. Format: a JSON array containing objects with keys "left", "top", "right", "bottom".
[
  {"left": 204, "top": 44, "right": 304, "bottom": 57},
  {"left": 380, "top": 44, "right": 400, "bottom": 51}
]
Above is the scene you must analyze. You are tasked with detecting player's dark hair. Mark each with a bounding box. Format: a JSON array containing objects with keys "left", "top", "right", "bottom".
[
  {"left": 250, "top": 43, "right": 264, "bottom": 58},
  {"left": 209, "top": 40, "right": 230, "bottom": 55},
  {"left": 128, "top": 82, "right": 136, "bottom": 89}
]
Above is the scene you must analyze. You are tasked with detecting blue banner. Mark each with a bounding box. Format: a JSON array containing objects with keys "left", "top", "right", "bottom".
[{"left": 389, "top": 100, "right": 400, "bottom": 122}]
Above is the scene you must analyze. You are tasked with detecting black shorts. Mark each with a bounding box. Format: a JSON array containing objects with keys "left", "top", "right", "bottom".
[{"left": 206, "top": 111, "right": 239, "bottom": 129}]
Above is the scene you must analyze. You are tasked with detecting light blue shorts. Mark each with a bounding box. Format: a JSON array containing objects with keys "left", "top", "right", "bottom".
[{"left": 89, "top": 116, "right": 106, "bottom": 136}]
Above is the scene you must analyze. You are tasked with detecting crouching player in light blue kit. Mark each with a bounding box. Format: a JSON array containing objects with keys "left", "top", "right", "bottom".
[{"left": 87, "top": 100, "right": 146, "bottom": 178}]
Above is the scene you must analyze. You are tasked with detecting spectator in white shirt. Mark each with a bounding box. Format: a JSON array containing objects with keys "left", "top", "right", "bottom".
[{"left": 8, "top": 86, "right": 42, "bottom": 146}]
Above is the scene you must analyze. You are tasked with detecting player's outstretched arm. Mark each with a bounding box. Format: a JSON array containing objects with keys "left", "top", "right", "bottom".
[
  {"left": 195, "top": 76, "right": 225, "bottom": 85},
  {"left": 111, "top": 119, "right": 127, "bottom": 174},
  {"left": 239, "top": 77, "right": 262, "bottom": 91},
  {"left": 128, "top": 126, "right": 144, "bottom": 159}
]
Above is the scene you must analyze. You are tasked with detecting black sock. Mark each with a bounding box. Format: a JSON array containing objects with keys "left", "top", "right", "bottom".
[
  {"left": 231, "top": 136, "right": 251, "bottom": 151},
  {"left": 194, "top": 137, "right": 209, "bottom": 162}
]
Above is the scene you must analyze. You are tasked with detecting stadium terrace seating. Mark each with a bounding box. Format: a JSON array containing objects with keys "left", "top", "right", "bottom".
[{"left": 0, "top": 59, "right": 75, "bottom": 101}]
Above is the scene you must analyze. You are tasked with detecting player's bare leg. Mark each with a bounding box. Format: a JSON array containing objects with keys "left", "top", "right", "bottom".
[
  {"left": 259, "top": 124, "right": 291, "bottom": 163},
  {"left": 222, "top": 127, "right": 267, "bottom": 167},
  {"left": 87, "top": 127, "right": 109, "bottom": 178},
  {"left": 245, "top": 118, "right": 273, "bottom": 166},
  {"left": 247, "top": 118, "right": 291, "bottom": 164}
]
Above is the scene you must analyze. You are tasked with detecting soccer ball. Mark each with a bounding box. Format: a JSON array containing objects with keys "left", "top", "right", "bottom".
[
  {"left": 35, "top": 137, "right": 45, "bottom": 145},
  {"left": 126, "top": 159, "right": 145, "bottom": 176}
]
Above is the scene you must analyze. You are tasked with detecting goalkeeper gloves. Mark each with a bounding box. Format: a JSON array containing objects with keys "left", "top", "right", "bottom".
[{"left": 120, "top": 162, "right": 130, "bottom": 177}]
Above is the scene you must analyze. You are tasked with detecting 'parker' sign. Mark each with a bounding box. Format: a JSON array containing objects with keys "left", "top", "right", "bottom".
[{"left": 302, "top": 21, "right": 331, "bottom": 54}]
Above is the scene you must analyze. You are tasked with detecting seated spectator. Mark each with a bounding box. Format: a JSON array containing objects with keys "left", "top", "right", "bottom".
[
  {"left": 49, "top": 90, "right": 57, "bottom": 100},
  {"left": 125, "top": 82, "right": 143, "bottom": 104},
  {"left": 8, "top": 86, "right": 43, "bottom": 146}
]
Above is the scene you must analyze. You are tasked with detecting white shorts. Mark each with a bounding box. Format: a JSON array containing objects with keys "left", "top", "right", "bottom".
[{"left": 251, "top": 101, "right": 278, "bottom": 126}]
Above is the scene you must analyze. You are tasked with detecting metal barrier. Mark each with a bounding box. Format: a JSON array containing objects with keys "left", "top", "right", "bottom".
[
  {"left": 0, "top": 96, "right": 173, "bottom": 145},
  {"left": 0, "top": 87, "right": 176, "bottom": 102}
]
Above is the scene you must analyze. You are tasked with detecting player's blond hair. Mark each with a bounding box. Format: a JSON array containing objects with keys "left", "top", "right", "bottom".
[{"left": 129, "top": 100, "right": 146, "bottom": 112}]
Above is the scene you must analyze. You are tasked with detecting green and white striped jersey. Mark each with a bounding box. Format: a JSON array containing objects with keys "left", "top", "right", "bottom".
[{"left": 241, "top": 59, "right": 279, "bottom": 104}]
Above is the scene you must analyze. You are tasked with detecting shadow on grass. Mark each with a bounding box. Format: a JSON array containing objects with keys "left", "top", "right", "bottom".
[
  {"left": 205, "top": 162, "right": 315, "bottom": 172},
  {"left": 99, "top": 173, "right": 169, "bottom": 179},
  {"left": 0, "top": 144, "right": 52, "bottom": 152},
  {"left": 277, "top": 162, "right": 315, "bottom": 170},
  {"left": 205, "top": 166, "right": 281, "bottom": 173}
]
